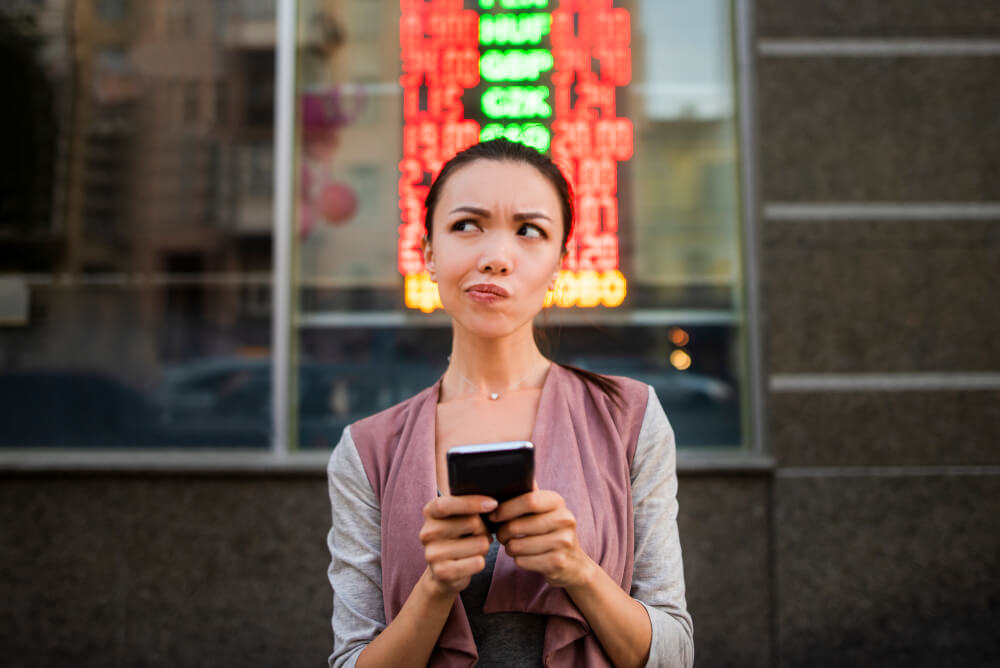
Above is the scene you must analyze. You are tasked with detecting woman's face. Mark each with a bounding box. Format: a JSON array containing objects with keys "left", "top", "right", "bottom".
[{"left": 423, "top": 159, "right": 564, "bottom": 340}]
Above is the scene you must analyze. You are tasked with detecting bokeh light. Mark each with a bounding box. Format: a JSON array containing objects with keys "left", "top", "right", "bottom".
[
  {"left": 670, "top": 349, "right": 692, "bottom": 371},
  {"left": 668, "top": 326, "right": 690, "bottom": 347}
]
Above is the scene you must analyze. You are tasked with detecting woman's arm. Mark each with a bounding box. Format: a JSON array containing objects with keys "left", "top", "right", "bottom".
[
  {"left": 355, "top": 495, "right": 496, "bottom": 668},
  {"left": 492, "top": 385, "right": 693, "bottom": 668},
  {"left": 327, "top": 430, "right": 385, "bottom": 668},
  {"left": 492, "top": 490, "right": 654, "bottom": 668},
  {"left": 566, "top": 558, "right": 656, "bottom": 668},
  {"left": 627, "top": 386, "right": 694, "bottom": 667},
  {"left": 327, "top": 429, "right": 495, "bottom": 668},
  {"left": 352, "top": 567, "right": 461, "bottom": 668}
]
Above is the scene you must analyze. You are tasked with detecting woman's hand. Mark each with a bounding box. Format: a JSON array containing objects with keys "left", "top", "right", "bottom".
[
  {"left": 419, "top": 495, "right": 496, "bottom": 597},
  {"left": 491, "top": 486, "right": 596, "bottom": 589}
]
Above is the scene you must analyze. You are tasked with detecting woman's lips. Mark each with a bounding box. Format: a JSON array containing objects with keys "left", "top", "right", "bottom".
[{"left": 466, "top": 283, "right": 510, "bottom": 303}]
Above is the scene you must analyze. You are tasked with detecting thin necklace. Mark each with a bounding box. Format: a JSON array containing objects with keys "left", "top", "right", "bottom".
[{"left": 451, "top": 363, "right": 545, "bottom": 401}]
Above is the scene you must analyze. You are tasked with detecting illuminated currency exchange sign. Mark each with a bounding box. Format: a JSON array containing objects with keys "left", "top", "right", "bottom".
[{"left": 399, "top": 0, "right": 631, "bottom": 313}]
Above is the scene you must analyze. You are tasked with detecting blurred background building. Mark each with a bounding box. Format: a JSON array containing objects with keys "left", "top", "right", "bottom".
[{"left": 1, "top": 1, "right": 998, "bottom": 666}]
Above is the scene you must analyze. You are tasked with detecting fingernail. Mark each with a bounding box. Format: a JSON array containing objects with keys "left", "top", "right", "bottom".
[{"left": 482, "top": 499, "right": 497, "bottom": 511}]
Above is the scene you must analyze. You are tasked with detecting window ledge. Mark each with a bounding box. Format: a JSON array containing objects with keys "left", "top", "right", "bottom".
[
  {"left": 677, "top": 450, "right": 774, "bottom": 474},
  {"left": 0, "top": 449, "right": 332, "bottom": 476},
  {"left": 0, "top": 448, "right": 773, "bottom": 476}
]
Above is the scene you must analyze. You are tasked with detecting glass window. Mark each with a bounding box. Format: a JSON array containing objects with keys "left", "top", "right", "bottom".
[
  {"left": 0, "top": 1, "right": 276, "bottom": 448},
  {"left": 1, "top": 0, "right": 751, "bottom": 455},
  {"left": 291, "top": 0, "right": 748, "bottom": 450},
  {"left": 97, "top": 0, "right": 129, "bottom": 23}
]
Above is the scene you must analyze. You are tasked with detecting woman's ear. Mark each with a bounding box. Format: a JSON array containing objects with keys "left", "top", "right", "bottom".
[{"left": 421, "top": 236, "right": 436, "bottom": 282}]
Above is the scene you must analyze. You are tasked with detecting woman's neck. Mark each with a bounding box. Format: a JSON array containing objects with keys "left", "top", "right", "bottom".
[{"left": 441, "top": 324, "right": 550, "bottom": 401}]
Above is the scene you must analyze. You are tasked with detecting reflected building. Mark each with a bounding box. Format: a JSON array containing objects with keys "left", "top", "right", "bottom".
[
  {"left": 630, "top": 0, "right": 741, "bottom": 310},
  {"left": 124, "top": 0, "right": 273, "bottom": 362},
  {"left": 297, "top": 0, "right": 404, "bottom": 305},
  {"left": 1, "top": 0, "right": 280, "bottom": 382}
]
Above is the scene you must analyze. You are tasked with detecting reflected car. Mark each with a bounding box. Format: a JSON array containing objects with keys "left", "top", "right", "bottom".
[
  {"left": 568, "top": 356, "right": 733, "bottom": 406},
  {"left": 153, "top": 357, "right": 273, "bottom": 447},
  {"left": 153, "top": 356, "right": 442, "bottom": 448},
  {"left": 0, "top": 370, "right": 160, "bottom": 447},
  {"left": 568, "top": 356, "right": 740, "bottom": 447}
]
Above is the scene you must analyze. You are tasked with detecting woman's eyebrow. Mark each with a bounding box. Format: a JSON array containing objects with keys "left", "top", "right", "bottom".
[
  {"left": 448, "top": 205, "right": 490, "bottom": 217},
  {"left": 513, "top": 211, "right": 553, "bottom": 222},
  {"left": 447, "top": 206, "right": 553, "bottom": 223}
]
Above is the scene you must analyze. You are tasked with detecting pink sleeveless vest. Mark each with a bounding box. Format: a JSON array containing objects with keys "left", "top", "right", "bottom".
[{"left": 350, "top": 364, "right": 649, "bottom": 667}]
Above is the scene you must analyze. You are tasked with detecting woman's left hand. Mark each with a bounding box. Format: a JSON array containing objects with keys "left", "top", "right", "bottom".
[{"left": 490, "top": 485, "right": 596, "bottom": 589}]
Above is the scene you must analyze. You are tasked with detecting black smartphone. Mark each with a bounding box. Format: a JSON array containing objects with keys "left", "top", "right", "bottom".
[{"left": 446, "top": 440, "right": 534, "bottom": 533}]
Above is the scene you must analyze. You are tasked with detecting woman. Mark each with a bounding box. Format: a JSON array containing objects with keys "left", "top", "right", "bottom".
[{"left": 327, "top": 139, "right": 693, "bottom": 668}]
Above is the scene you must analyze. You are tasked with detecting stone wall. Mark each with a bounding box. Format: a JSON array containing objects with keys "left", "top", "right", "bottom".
[{"left": 757, "top": 1, "right": 1000, "bottom": 665}]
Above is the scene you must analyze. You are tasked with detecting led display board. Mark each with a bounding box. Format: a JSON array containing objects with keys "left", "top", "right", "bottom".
[{"left": 399, "top": 0, "right": 632, "bottom": 312}]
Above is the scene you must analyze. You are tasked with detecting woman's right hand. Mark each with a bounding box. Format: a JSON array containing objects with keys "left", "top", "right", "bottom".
[{"left": 419, "top": 495, "right": 497, "bottom": 597}]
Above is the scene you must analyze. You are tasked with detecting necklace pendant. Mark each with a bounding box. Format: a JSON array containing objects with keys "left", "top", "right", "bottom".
[{"left": 489, "top": 392, "right": 500, "bottom": 401}]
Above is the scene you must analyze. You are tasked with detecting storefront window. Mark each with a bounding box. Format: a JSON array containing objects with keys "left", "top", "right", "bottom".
[
  {"left": 0, "top": 1, "right": 275, "bottom": 448},
  {"left": 1, "top": 0, "right": 748, "bottom": 453},
  {"left": 292, "top": 0, "right": 747, "bottom": 450}
]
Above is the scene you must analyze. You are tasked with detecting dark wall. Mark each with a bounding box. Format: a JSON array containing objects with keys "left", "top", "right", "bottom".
[
  {"left": 757, "top": 1, "right": 1000, "bottom": 666},
  {"left": 0, "top": 473, "right": 774, "bottom": 667},
  {"left": 0, "top": 476, "right": 332, "bottom": 668}
]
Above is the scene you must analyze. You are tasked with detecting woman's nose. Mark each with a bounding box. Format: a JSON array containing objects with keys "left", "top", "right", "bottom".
[{"left": 478, "top": 236, "right": 512, "bottom": 275}]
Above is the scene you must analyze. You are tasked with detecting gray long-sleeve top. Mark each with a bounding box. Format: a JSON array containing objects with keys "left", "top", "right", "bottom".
[{"left": 327, "top": 385, "right": 694, "bottom": 667}]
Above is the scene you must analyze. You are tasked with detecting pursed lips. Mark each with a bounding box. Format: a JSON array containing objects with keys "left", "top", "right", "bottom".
[{"left": 465, "top": 283, "right": 510, "bottom": 299}]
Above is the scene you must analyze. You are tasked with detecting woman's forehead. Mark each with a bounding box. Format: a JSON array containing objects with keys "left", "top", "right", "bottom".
[{"left": 437, "top": 159, "right": 561, "bottom": 211}]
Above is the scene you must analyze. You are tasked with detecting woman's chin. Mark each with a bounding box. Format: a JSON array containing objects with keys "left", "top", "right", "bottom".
[
  {"left": 458, "top": 321, "right": 518, "bottom": 341},
  {"left": 449, "top": 312, "right": 535, "bottom": 341}
]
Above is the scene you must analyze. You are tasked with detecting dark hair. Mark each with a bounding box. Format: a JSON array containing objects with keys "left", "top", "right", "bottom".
[
  {"left": 423, "top": 138, "right": 574, "bottom": 251},
  {"left": 424, "top": 139, "right": 622, "bottom": 407}
]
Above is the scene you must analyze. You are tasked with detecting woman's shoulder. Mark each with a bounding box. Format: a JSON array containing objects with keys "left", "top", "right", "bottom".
[
  {"left": 606, "top": 373, "right": 653, "bottom": 399},
  {"left": 557, "top": 364, "right": 650, "bottom": 412},
  {"left": 349, "top": 380, "right": 439, "bottom": 448},
  {"left": 555, "top": 366, "right": 652, "bottom": 459}
]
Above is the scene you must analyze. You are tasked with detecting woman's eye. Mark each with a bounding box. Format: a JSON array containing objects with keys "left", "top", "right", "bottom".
[
  {"left": 450, "top": 220, "right": 479, "bottom": 232},
  {"left": 518, "top": 223, "right": 546, "bottom": 238}
]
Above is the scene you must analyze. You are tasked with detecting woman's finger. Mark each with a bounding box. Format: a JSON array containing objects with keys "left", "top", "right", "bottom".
[
  {"left": 503, "top": 530, "right": 575, "bottom": 558},
  {"left": 495, "top": 508, "right": 575, "bottom": 543},
  {"left": 424, "top": 494, "right": 497, "bottom": 520},
  {"left": 429, "top": 554, "right": 488, "bottom": 585},
  {"left": 490, "top": 489, "right": 562, "bottom": 524},
  {"left": 425, "top": 535, "right": 491, "bottom": 564},
  {"left": 419, "top": 514, "right": 489, "bottom": 544}
]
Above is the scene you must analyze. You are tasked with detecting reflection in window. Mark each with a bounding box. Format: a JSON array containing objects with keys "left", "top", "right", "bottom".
[
  {"left": 183, "top": 81, "right": 200, "bottom": 124},
  {"left": 244, "top": 50, "right": 275, "bottom": 128},
  {"left": 97, "top": 0, "right": 129, "bottom": 22},
  {"left": 0, "top": 0, "right": 276, "bottom": 448},
  {"left": 0, "top": 0, "right": 751, "bottom": 452}
]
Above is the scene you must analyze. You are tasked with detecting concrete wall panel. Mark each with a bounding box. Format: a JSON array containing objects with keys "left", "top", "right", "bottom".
[
  {"left": 764, "top": 220, "right": 1000, "bottom": 373},
  {"left": 759, "top": 57, "right": 1000, "bottom": 202},
  {"left": 770, "top": 390, "right": 1000, "bottom": 467},
  {"left": 758, "top": 1, "right": 1000, "bottom": 38},
  {"left": 775, "top": 474, "right": 1000, "bottom": 667},
  {"left": 678, "top": 476, "right": 773, "bottom": 668}
]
